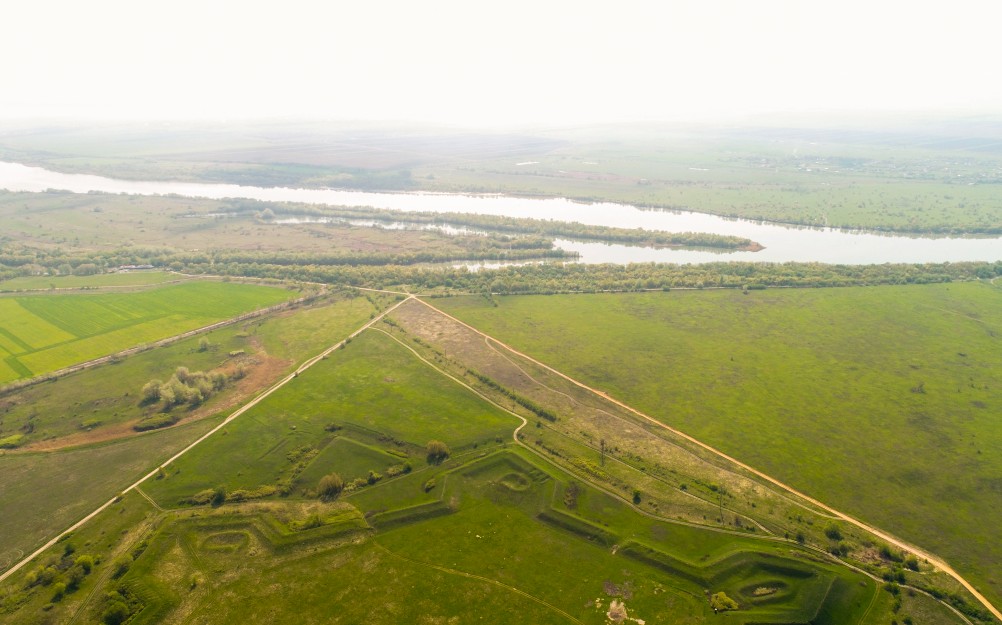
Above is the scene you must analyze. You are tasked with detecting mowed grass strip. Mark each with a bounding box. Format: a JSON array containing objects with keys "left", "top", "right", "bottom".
[
  {"left": 0, "top": 281, "right": 294, "bottom": 381},
  {"left": 436, "top": 283, "right": 1002, "bottom": 608}
]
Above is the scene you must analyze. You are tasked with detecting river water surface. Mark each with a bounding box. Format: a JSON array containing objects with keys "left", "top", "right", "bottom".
[{"left": 1, "top": 161, "right": 1000, "bottom": 265}]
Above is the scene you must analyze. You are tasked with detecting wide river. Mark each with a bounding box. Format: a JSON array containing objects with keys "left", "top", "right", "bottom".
[{"left": 2, "top": 161, "right": 1000, "bottom": 265}]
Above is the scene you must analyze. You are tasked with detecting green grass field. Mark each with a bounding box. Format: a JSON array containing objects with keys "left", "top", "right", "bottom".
[
  {"left": 0, "top": 281, "right": 294, "bottom": 384},
  {"left": 143, "top": 330, "right": 519, "bottom": 507},
  {"left": 0, "top": 311, "right": 967, "bottom": 625},
  {"left": 436, "top": 283, "right": 1002, "bottom": 609}
]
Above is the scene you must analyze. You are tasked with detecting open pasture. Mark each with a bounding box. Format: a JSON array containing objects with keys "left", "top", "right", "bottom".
[{"left": 437, "top": 282, "right": 1002, "bottom": 609}]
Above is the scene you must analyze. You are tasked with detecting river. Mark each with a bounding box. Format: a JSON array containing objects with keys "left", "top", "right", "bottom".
[{"left": 1, "top": 161, "right": 1000, "bottom": 265}]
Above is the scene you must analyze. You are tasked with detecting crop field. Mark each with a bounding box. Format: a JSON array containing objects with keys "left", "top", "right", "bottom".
[
  {"left": 0, "top": 271, "right": 178, "bottom": 292},
  {"left": 0, "top": 281, "right": 294, "bottom": 384},
  {"left": 436, "top": 282, "right": 1002, "bottom": 609}
]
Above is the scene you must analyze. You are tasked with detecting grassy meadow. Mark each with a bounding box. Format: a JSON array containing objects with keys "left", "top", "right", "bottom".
[
  {"left": 0, "top": 281, "right": 293, "bottom": 384},
  {"left": 436, "top": 282, "right": 1002, "bottom": 608},
  {"left": 1, "top": 322, "right": 918, "bottom": 624}
]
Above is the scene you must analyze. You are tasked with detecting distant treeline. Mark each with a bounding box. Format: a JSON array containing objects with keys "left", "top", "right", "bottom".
[
  {"left": 228, "top": 201, "right": 760, "bottom": 250},
  {"left": 2, "top": 244, "right": 1001, "bottom": 294}
]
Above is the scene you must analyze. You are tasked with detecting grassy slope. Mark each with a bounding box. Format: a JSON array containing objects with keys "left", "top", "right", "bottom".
[
  {"left": 0, "top": 281, "right": 293, "bottom": 383},
  {"left": 436, "top": 283, "right": 1002, "bottom": 608}
]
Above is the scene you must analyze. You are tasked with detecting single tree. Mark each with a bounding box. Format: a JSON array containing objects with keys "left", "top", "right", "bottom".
[
  {"left": 318, "top": 473, "right": 344, "bottom": 501},
  {"left": 426, "top": 440, "right": 451, "bottom": 464}
]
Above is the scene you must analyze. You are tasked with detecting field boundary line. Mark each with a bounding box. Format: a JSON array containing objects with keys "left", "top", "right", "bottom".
[
  {"left": 0, "top": 295, "right": 413, "bottom": 585},
  {"left": 414, "top": 296, "right": 1002, "bottom": 622}
]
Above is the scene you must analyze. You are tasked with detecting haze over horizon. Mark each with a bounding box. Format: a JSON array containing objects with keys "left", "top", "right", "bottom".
[{"left": 4, "top": 0, "right": 1001, "bottom": 128}]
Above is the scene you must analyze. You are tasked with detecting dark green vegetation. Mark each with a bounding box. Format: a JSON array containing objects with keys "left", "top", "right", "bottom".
[
  {"left": 437, "top": 282, "right": 1002, "bottom": 610},
  {"left": 0, "top": 281, "right": 294, "bottom": 384},
  {"left": 2, "top": 325, "right": 919, "bottom": 624},
  {"left": 4, "top": 117, "right": 1002, "bottom": 233}
]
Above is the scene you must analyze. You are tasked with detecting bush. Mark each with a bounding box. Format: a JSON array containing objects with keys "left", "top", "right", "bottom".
[
  {"left": 133, "top": 413, "right": 179, "bottom": 432},
  {"left": 824, "top": 523, "right": 843, "bottom": 541},
  {"left": 426, "top": 440, "right": 451, "bottom": 464},
  {"left": 318, "top": 473, "right": 345, "bottom": 501},
  {"left": 710, "top": 591, "right": 738, "bottom": 612},
  {"left": 0, "top": 433, "right": 25, "bottom": 449},
  {"left": 103, "top": 600, "right": 131, "bottom": 625}
]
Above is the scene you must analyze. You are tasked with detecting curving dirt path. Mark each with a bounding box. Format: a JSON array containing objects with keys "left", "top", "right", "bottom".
[{"left": 415, "top": 297, "right": 1002, "bottom": 623}]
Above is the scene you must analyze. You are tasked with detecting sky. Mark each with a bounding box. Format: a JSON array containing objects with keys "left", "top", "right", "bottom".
[{"left": 3, "top": 0, "right": 1001, "bottom": 127}]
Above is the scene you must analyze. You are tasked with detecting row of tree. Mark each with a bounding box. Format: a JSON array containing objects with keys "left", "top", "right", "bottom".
[{"left": 245, "top": 201, "right": 759, "bottom": 250}]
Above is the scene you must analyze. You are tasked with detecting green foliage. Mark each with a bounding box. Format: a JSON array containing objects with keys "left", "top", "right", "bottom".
[
  {"left": 0, "top": 433, "right": 24, "bottom": 449},
  {"left": 710, "top": 591, "right": 739, "bottom": 612},
  {"left": 133, "top": 413, "right": 180, "bottom": 432},
  {"left": 74, "top": 554, "right": 94, "bottom": 573},
  {"left": 824, "top": 523, "right": 843, "bottom": 542},
  {"left": 425, "top": 440, "right": 451, "bottom": 464},
  {"left": 318, "top": 473, "right": 344, "bottom": 501},
  {"left": 102, "top": 600, "right": 131, "bottom": 625}
]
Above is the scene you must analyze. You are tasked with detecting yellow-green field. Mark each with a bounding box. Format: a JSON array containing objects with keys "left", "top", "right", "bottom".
[{"left": 0, "top": 281, "right": 294, "bottom": 384}]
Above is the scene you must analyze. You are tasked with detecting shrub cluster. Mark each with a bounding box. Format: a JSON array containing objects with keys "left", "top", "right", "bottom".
[{"left": 141, "top": 366, "right": 230, "bottom": 409}]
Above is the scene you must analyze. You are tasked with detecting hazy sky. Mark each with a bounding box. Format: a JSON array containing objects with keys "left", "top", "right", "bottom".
[{"left": 3, "top": 0, "right": 1000, "bottom": 126}]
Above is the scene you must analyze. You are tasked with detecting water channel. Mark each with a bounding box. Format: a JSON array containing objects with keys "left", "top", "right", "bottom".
[{"left": 1, "top": 161, "right": 999, "bottom": 265}]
